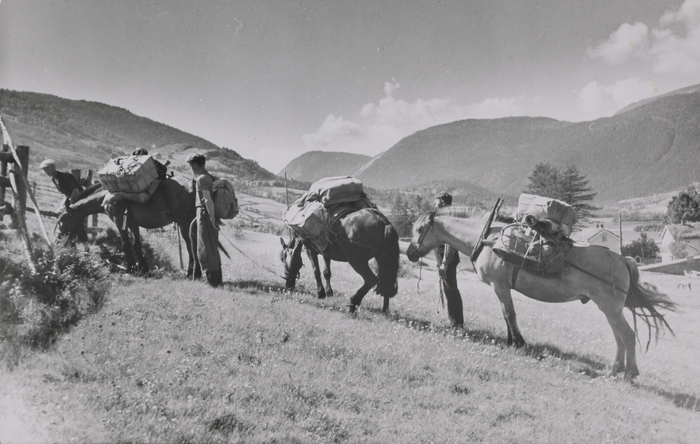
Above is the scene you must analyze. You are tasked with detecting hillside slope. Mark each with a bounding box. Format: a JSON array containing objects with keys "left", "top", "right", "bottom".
[
  {"left": 0, "top": 89, "right": 276, "bottom": 180},
  {"left": 354, "top": 85, "right": 700, "bottom": 202},
  {"left": 279, "top": 151, "right": 372, "bottom": 182}
]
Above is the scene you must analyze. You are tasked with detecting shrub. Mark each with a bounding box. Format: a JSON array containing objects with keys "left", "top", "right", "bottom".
[
  {"left": 0, "top": 244, "right": 108, "bottom": 368},
  {"left": 93, "top": 228, "right": 176, "bottom": 277}
]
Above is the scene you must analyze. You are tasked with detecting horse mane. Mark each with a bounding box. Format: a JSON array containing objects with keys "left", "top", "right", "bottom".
[
  {"left": 434, "top": 205, "right": 515, "bottom": 223},
  {"left": 436, "top": 206, "right": 490, "bottom": 219}
]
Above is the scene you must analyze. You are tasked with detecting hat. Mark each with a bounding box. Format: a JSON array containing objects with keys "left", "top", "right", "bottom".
[
  {"left": 186, "top": 153, "right": 206, "bottom": 165},
  {"left": 132, "top": 148, "right": 149, "bottom": 156},
  {"left": 40, "top": 159, "right": 56, "bottom": 169},
  {"left": 435, "top": 193, "right": 452, "bottom": 206}
]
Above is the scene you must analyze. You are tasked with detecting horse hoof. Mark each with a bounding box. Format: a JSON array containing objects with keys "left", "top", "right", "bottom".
[{"left": 347, "top": 304, "right": 357, "bottom": 315}]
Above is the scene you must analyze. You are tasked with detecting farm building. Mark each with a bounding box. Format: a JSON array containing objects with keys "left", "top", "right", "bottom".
[
  {"left": 572, "top": 223, "right": 620, "bottom": 254},
  {"left": 659, "top": 223, "right": 700, "bottom": 263}
]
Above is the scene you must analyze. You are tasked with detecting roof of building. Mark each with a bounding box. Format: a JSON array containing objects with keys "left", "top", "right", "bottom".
[
  {"left": 573, "top": 227, "right": 620, "bottom": 242},
  {"left": 663, "top": 223, "right": 700, "bottom": 241}
]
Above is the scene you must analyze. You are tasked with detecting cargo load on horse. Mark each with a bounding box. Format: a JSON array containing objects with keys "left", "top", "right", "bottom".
[
  {"left": 283, "top": 176, "right": 376, "bottom": 252},
  {"left": 492, "top": 194, "right": 577, "bottom": 273},
  {"left": 98, "top": 154, "right": 164, "bottom": 204}
]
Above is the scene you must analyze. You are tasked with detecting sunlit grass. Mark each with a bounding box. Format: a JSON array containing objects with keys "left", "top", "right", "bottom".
[{"left": 2, "top": 230, "right": 698, "bottom": 443}]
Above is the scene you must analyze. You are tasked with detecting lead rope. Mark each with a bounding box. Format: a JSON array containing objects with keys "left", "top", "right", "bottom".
[
  {"left": 218, "top": 228, "right": 286, "bottom": 280},
  {"left": 416, "top": 260, "right": 423, "bottom": 292}
]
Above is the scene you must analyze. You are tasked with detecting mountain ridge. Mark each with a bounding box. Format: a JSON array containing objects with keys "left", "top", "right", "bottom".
[
  {"left": 0, "top": 89, "right": 277, "bottom": 180},
  {"left": 349, "top": 84, "right": 700, "bottom": 203}
]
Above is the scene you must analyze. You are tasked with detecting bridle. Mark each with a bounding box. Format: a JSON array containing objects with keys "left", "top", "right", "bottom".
[{"left": 413, "top": 211, "right": 436, "bottom": 251}]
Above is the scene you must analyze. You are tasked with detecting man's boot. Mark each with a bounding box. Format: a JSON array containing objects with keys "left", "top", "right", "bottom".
[{"left": 206, "top": 270, "right": 222, "bottom": 288}]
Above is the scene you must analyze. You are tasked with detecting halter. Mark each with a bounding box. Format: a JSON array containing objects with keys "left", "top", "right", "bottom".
[{"left": 414, "top": 211, "right": 436, "bottom": 251}]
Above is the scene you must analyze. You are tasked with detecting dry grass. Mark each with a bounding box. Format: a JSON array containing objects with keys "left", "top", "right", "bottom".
[{"left": 1, "top": 228, "right": 699, "bottom": 443}]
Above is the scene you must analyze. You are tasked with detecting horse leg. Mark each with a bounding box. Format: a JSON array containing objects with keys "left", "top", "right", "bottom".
[
  {"left": 322, "top": 256, "right": 333, "bottom": 298},
  {"left": 346, "top": 260, "right": 379, "bottom": 314},
  {"left": 112, "top": 212, "right": 137, "bottom": 272},
  {"left": 603, "top": 310, "right": 639, "bottom": 380},
  {"left": 129, "top": 222, "right": 148, "bottom": 273},
  {"left": 492, "top": 282, "right": 525, "bottom": 347},
  {"left": 305, "top": 248, "right": 326, "bottom": 299}
]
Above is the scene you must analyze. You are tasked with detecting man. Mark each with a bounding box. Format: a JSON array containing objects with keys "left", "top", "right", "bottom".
[
  {"left": 434, "top": 193, "right": 464, "bottom": 327},
  {"left": 186, "top": 153, "right": 222, "bottom": 287},
  {"left": 40, "top": 159, "right": 84, "bottom": 210}
]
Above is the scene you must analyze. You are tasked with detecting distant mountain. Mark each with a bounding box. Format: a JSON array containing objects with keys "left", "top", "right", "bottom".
[
  {"left": 353, "top": 84, "right": 700, "bottom": 203},
  {"left": 279, "top": 151, "right": 372, "bottom": 182},
  {"left": 0, "top": 89, "right": 276, "bottom": 180},
  {"left": 615, "top": 83, "right": 700, "bottom": 115}
]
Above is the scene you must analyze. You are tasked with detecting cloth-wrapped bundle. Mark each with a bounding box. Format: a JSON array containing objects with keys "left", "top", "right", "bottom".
[{"left": 98, "top": 155, "right": 159, "bottom": 194}]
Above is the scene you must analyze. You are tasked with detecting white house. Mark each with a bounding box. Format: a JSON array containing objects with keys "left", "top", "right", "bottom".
[
  {"left": 573, "top": 223, "right": 620, "bottom": 254},
  {"left": 659, "top": 223, "right": 700, "bottom": 263}
]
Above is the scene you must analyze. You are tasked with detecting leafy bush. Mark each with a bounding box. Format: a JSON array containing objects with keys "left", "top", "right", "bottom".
[
  {"left": 621, "top": 233, "right": 660, "bottom": 259},
  {"left": 0, "top": 244, "right": 108, "bottom": 367},
  {"left": 92, "top": 228, "right": 176, "bottom": 277}
]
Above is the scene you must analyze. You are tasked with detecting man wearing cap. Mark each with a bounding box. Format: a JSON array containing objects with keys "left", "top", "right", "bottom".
[
  {"left": 186, "top": 153, "right": 222, "bottom": 287},
  {"left": 434, "top": 193, "right": 464, "bottom": 327},
  {"left": 40, "top": 159, "right": 84, "bottom": 210}
]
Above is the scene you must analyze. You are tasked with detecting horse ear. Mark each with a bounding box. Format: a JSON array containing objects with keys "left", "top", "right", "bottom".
[{"left": 280, "top": 238, "right": 287, "bottom": 248}]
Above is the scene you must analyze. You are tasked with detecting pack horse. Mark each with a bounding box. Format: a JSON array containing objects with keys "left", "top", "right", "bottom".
[
  {"left": 406, "top": 204, "right": 676, "bottom": 380},
  {"left": 280, "top": 176, "right": 400, "bottom": 313}
]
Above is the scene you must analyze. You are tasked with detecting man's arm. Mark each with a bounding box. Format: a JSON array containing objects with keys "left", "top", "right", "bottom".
[
  {"left": 438, "top": 243, "right": 455, "bottom": 277},
  {"left": 201, "top": 190, "right": 218, "bottom": 229}
]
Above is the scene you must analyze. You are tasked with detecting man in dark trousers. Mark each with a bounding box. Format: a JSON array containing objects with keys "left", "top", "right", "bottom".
[
  {"left": 434, "top": 193, "right": 464, "bottom": 327},
  {"left": 40, "top": 159, "right": 84, "bottom": 210},
  {"left": 186, "top": 153, "right": 222, "bottom": 287}
]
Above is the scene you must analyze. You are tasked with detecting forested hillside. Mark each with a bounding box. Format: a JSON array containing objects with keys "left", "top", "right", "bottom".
[
  {"left": 353, "top": 85, "right": 700, "bottom": 202},
  {"left": 0, "top": 90, "right": 276, "bottom": 180}
]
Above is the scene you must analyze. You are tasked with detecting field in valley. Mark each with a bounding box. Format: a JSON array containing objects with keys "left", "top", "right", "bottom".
[{"left": 1, "top": 223, "right": 699, "bottom": 443}]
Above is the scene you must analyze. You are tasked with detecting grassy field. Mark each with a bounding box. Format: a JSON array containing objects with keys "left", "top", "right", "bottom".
[{"left": 1, "top": 226, "right": 699, "bottom": 443}]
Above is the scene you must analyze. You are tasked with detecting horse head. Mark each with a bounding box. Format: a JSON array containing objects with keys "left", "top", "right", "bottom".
[
  {"left": 55, "top": 209, "right": 88, "bottom": 243},
  {"left": 406, "top": 211, "right": 436, "bottom": 262},
  {"left": 279, "top": 234, "right": 304, "bottom": 290}
]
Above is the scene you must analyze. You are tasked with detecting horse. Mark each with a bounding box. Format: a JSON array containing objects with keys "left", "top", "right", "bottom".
[
  {"left": 405, "top": 206, "right": 676, "bottom": 380},
  {"left": 280, "top": 208, "right": 400, "bottom": 313},
  {"left": 280, "top": 233, "right": 334, "bottom": 299},
  {"left": 56, "top": 177, "right": 199, "bottom": 277}
]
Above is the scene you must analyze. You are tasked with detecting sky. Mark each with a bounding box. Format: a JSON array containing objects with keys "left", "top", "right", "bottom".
[{"left": 1, "top": 0, "right": 699, "bottom": 174}]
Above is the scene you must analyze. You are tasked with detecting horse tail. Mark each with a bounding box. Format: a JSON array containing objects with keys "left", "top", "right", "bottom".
[
  {"left": 375, "top": 222, "right": 400, "bottom": 298},
  {"left": 623, "top": 258, "right": 677, "bottom": 350}
]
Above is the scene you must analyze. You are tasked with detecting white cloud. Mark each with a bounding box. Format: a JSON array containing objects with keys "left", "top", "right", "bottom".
[
  {"left": 651, "top": 0, "right": 700, "bottom": 74},
  {"left": 577, "top": 79, "right": 658, "bottom": 120},
  {"left": 587, "top": 0, "right": 700, "bottom": 75},
  {"left": 302, "top": 81, "right": 535, "bottom": 157},
  {"left": 587, "top": 22, "right": 649, "bottom": 65}
]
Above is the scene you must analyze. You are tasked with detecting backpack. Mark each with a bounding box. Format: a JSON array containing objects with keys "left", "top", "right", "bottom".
[{"left": 211, "top": 177, "right": 239, "bottom": 219}]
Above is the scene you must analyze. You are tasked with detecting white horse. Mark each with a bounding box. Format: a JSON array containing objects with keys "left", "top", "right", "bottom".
[{"left": 406, "top": 207, "right": 675, "bottom": 380}]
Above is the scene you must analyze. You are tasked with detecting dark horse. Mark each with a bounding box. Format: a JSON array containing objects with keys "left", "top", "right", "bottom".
[
  {"left": 56, "top": 177, "right": 199, "bottom": 277},
  {"left": 406, "top": 207, "right": 676, "bottom": 380},
  {"left": 280, "top": 208, "right": 400, "bottom": 313}
]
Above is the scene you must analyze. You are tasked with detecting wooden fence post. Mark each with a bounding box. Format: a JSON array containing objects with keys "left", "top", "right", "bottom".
[{"left": 0, "top": 144, "right": 8, "bottom": 222}]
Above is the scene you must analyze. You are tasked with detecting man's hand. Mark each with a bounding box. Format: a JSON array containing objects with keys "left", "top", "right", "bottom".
[{"left": 438, "top": 264, "right": 446, "bottom": 277}]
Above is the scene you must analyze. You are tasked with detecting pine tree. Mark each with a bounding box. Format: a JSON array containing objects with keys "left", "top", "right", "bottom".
[
  {"left": 525, "top": 163, "right": 599, "bottom": 221},
  {"left": 558, "top": 165, "right": 599, "bottom": 221},
  {"left": 525, "top": 163, "right": 560, "bottom": 199}
]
